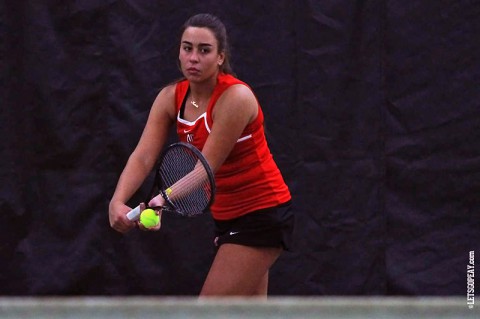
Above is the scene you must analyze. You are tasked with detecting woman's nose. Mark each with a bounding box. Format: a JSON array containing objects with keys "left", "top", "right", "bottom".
[{"left": 189, "top": 49, "right": 199, "bottom": 62}]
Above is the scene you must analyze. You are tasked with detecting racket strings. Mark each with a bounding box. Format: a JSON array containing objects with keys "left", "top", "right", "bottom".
[{"left": 158, "top": 146, "right": 213, "bottom": 217}]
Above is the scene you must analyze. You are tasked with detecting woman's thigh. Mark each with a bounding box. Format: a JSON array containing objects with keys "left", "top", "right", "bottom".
[{"left": 200, "top": 243, "right": 282, "bottom": 296}]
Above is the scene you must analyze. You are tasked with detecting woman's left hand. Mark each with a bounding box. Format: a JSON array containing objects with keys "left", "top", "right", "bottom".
[{"left": 137, "top": 202, "right": 162, "bottom": 231}]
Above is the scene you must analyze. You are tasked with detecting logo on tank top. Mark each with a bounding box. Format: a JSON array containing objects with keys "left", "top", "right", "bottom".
[{"left": 186, "top": 133, "right": 194, "bottom": 143}]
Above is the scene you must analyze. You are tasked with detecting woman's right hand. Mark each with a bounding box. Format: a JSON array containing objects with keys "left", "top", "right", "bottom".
[{"left": 109, "top": 200, "right": 137, "bottom": 234}]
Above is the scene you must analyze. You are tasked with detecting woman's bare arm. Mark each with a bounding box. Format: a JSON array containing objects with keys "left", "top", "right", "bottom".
[{"left": 109, "top": 85, "right": 176, "bottom": 232}]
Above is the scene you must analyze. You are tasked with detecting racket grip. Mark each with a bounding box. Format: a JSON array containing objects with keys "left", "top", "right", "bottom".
[{"left": 126, "top": 205, "right": 141, "bottom": 221}]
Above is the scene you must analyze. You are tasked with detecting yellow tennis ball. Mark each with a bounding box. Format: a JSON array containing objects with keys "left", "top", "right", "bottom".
[{"left": 139, "top": 208, "right": 160, "bottom": 228}]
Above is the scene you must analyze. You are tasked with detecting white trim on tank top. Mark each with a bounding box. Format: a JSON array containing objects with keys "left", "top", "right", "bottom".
[{"left": 177, "top": 111, "right": 252, "bottom": 143}]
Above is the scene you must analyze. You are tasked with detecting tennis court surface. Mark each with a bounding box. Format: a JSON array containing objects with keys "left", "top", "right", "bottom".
[{"left": 0, "top": 296, "right": 476, "bottom": 318}]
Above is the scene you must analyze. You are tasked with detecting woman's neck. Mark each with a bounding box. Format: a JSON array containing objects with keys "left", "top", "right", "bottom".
[{"left": 189, "top": 74, "right": 218, "bottom": 100}]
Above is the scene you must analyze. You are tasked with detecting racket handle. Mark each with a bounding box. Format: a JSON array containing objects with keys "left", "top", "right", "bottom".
[{"left": 126, "top": 205, "right": 141, "bottom": 221}]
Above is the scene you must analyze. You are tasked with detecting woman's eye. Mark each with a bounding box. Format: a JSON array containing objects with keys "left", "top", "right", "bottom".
[{"left": 183, "top": 46, "right": 192, "bottom": 52}]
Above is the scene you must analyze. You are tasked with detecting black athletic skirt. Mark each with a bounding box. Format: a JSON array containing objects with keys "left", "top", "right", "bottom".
[{"left": 213, "top": 201, "right": 294, "bottom": 251}]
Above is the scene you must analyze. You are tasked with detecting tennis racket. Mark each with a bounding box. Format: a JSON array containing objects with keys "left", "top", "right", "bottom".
[{"left": 126, "top": 142, "right": 215, "bottom": 220}]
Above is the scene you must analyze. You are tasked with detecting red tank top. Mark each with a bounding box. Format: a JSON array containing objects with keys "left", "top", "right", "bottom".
[{"left": 175, "top": 73, "right": 291, "bottom": 220}]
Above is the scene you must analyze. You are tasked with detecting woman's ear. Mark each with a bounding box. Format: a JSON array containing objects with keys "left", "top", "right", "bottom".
[{"left": 218, "top": 52, "right": 225, "bottom": 66}]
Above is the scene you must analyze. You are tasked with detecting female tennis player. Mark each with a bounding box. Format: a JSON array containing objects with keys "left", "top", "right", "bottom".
[{"left": 109, "top": 13, "right": 293, "bottom": 296}]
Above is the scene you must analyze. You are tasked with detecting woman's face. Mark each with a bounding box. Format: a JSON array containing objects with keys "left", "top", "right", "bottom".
[{"left": 179, "top": 27, "right": 225, "bottom": 83}]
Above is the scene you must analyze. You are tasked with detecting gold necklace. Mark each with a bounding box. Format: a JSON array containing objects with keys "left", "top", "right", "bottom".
[{"left": 190, "top": 99, "right": 200, "bottom": 108}]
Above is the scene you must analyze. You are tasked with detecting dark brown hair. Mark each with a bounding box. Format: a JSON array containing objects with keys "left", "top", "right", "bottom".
[{"left": 179, "top": 13, "right": 234, "bottom": 75}]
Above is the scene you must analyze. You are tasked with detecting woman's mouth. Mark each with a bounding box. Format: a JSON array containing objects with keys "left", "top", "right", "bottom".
[{"left": 186, "top": 67, "right": 200, "bottom": 75}]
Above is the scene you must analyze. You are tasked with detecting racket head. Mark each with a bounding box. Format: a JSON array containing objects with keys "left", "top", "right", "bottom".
[{"left": 155, "top": 142, "right": 215, "bottom": 217}]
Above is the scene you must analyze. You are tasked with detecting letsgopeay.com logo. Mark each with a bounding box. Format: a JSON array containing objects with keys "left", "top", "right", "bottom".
[{"left": 467, "top": 250, "right": 475, "bottom": 309}]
